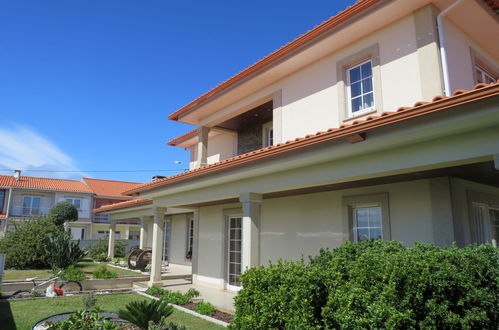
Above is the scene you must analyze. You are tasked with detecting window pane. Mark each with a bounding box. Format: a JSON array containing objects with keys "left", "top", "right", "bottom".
[
  {"left": 362, "top": 78, "right": 373, "bottom": 93},
  {"left": 369, "top": 207, "right": 381, "bottom": 227},
  {"left": 356, "top": 228, "right": 369, "bottom": 242},
  {"left": 74, "top": 199, "right": 81, "bottom": 208},
  {"left": 231, "top": 228, "right": 241, "bottom": 240},
  {"left": 23, "top": 197, "right": 31, "bottom": 208},
  {"left": 361, "top": 62, "right": 372, "bottom": 78},
  {"left": 349, "top": 66, "right": 361, "bottom": 82},
  {"left": 370, "top": 228, "right": 382, "bottom": 240},
  {"left": 351, "top": 81, "right": 362, "bottom": 97},
  {"left": 32, "top": 197, "right": 41, "bottom": 208},
  {"left": 363, "top": 92, "right": 374, "bottom": 109},
  {"left": 356, "top": 208, "right": 369, "bottom": 227},
  {"left": 351, "top": 97, "right": 362, "bottom": 112}
]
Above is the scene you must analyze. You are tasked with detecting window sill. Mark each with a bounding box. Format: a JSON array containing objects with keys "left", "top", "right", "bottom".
[{"left": 343, "top": 109, "right": 377, "bottom": 123}]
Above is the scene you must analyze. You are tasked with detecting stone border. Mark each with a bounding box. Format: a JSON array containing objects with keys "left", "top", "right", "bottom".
[{"left": 134, "top": 290, "right": 230, "bottom": 328}]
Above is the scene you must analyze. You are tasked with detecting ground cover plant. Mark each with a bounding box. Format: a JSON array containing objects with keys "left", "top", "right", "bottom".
[
  {"left": 93, "top": 265, "right": 118, "bottom": 279},
  {"left": 0, "top": 293, "right": 225, "bottom": 330},
  {"left": 232, "top": 240, "right": 499, "bottom": 329},
  {"left": 87, "top": 239, "right": 126, "bottom": 260}
]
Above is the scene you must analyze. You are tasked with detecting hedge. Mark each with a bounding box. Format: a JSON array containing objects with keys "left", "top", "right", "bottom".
[{"left": 231, "top": 240, "right": 498, "bottom": 329}]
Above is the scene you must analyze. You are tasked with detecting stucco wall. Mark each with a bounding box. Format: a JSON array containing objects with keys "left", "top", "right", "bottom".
[
  {"left": 445, "top": 19, "right": 499, "bottom": 93},
  {"left": 194, "top": 179, "right": 443, "bottom": 289},
  {"left": 190, "top": 133, "right": 237, "bottom": 169}
]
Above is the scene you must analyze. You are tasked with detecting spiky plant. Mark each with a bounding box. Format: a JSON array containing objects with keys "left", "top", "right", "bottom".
[{"left": 118, "top": 299, "right": 173, "bottom": 330}]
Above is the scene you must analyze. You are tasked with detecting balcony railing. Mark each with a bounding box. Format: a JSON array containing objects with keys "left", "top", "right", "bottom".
[
  {"left": 10, "top": 206, "right": 50, "bottom": 217},
  {"left": 92, "top": 214, "right": 140, "bottom": 225}
]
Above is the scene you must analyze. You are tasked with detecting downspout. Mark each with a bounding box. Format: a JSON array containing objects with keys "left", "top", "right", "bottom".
[
  {"left": 4, "top": 187, "right": 13, "bottom": 233},
  {"left": 437, "top": 0, "right": 466, "bottom": 96}
]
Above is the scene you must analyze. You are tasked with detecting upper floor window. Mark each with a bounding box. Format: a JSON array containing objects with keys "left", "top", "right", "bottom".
[
  {"left": 262, "top": 121, "right": 273, "bottom": 147},
  {"left": 347, "top": 59, "right": 374, "bottom": 116},
  {"left": 0, "top": 190, "right": 5, "bottom": 212},
  {"left": 66, "top": 198, "right": 81, "bottom": 209},
  {"left": 23, "top": 196, "right": 41, "bottom": 216},
  {"left": 475, "top": 65, "right": 496, "bottom": 84}
]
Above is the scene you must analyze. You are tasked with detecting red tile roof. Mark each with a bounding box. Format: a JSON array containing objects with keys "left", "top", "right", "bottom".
[
  {"left": 126, "top": 81, "right": 499, "bottom": 196},
  {"left": 167, "top": 0, "right": 384, "bottom": 121},
  {"left": 0, "top": 214, "right": 6, "bottom": 219},
  {"left": 0, "top": 175, "right": 93, "bottom": 193},
  {"left": 82, "top": 178, "right": 140, "bottom": 198},
  {"left": 94, "top": 199, "right": 153, "bottom": 213},
  {"left": 167, "top": 129, "right": 198, "bottom": 146}
]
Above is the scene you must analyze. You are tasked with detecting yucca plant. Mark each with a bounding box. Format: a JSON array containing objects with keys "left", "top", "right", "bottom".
[{"left": 118, "top": 299, "right": 173, "bottom": 330}]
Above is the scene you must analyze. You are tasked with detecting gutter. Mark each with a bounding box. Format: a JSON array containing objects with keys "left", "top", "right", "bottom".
[{"left": 437, "top": 0, "right": 466, "bottom": 96}]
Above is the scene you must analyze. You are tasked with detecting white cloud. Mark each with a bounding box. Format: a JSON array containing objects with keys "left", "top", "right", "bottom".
[{"left": 0, "top": 125, "right": 88, "bottom": 180}]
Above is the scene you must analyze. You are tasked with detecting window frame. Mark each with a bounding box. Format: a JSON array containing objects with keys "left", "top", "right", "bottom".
[
  {"left": 22, "top": 195, "right": 42, "bottom": 216},
  {"left": 65, "top": 198, "right": 82, "bottom": 210},
  {"left": 262, "top": 121, "right": 273, "bottom": 147},
  {"left": 470, "top": 47, "right": 498, "bottom": 85},
  {"left": 346, "top": 59, "right": 375, "bottom": 117},
  {"left": 342, "top": 193, "right": 391, "bottom": 242},
  {"left": 337, "top": 44, "right": 383, "bottom": 122}
]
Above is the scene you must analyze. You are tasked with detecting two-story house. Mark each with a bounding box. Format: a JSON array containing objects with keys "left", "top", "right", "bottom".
[
  {"left": 0, "top": 172, "right": 94, "bottom": 239},
  {"left": 96, "top": 0, "right": 499, "bottom": 293}
]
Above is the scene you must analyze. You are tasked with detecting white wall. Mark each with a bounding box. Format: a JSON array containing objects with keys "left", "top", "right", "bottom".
[
  {"left": 189, "top": 133, "right": 237, "bottom": 169},
  {"left": 445, "top": 19, "right": 499, "bottom": 93},
  {"left": 169, "top": 213, "right": 192, "bottom": 266}
]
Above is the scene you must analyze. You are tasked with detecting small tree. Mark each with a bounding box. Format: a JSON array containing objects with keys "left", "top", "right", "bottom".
[
  {"left": 44, "top": 231, "right": 86, "bottom": 270},
  {"left": 48, "top": 201, "right": 78, "bottom": 226}
]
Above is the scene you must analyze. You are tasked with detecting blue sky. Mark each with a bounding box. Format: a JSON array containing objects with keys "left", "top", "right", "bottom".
[{"left": 0, "top": 0, "right": 356, "bottom": 183}]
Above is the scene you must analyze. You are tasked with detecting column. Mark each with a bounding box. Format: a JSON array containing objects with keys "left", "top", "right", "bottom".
[
  {"left": 239, "top": 193, "right": 262, "bottom": 270},
  {"left": 107, "top": 218, "right": 116, "bottom": 259},
  {"left": 139, "top": 216, "right": 148, "bottom": 250},
  {"left": 196, "top": 126, "right": 210, "bottom": 168},
  {"left": 148, "top": 207, "right": 166, "bottom": 287}
]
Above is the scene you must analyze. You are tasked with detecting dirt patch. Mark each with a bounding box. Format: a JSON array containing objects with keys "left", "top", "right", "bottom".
[{"left": 179, "top": 302, "right": 233, "bottom": 323}]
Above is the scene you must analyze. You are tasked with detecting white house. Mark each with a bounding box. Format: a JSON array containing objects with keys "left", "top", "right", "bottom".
[{"left": 96, "top": 0, "right": 499, "bottom": 293}]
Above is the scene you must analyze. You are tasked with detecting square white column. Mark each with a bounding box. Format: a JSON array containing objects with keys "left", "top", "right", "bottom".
[
  {"left": 107, "top": 218, "right": 116, "bottom": 259},
  {"left": 148, "top": 207, "right": 166, "bottom": 286},
  {"left": 139, "top": 216, "right": 148, "bottom": 250},
  {"left": 239, "top": 193, "right": 262, "bottom": 270}
]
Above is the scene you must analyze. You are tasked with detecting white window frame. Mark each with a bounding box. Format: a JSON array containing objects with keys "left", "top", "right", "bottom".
[
  {"left": 186, "top": 215, "right": 194, "bottom": 259},
  {"left": 475, "top": 65, "right": 496, "bottom": 84},
  {"left": 262, "top": 121, "right": 273, "bottom": 147},
  {"left": 351, "top": 203, "right": 383, "bottom": 243},
  {"left": 346, "top": 59, "right": 375, "bottom": 117},
  {"left": 22, "top": 196, "right": 41, "bottom": 216},
  {"left": 227, "top": 215, "right": 243, "bottom": 292},
  {"left": 65, "top": 198, "right": 81, "bottom": 210}
]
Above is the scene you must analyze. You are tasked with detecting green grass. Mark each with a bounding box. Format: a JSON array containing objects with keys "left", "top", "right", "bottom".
[
  {"left": 0, "top": 292, "right": 225, "bottom": 330},
  {"left": 3, "top": 258, "right": 138, "bottom": 281}
]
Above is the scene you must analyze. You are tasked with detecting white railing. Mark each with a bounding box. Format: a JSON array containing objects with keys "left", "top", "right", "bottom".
[
  {"left": 10, "top": 206, "right": 51, "bottom": 217},
  {"left": 92, "top": 214, "right": 140, "bottom": 226}
]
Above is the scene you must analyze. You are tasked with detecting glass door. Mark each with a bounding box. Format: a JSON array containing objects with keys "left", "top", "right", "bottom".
[
  {"left": 227, "top": 216, "right": 242, "bottom": 291},
  {"left": 162, "top": 218, "right": 171, "bottom": 265}
]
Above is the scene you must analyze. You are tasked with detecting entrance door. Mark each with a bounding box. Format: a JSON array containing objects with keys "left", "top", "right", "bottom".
[
  {"left": 162, "top": 218, "right": 171, "bottom": 265},
  {"left": 227, "top": 216, "right": 242, "bottom": 291}
]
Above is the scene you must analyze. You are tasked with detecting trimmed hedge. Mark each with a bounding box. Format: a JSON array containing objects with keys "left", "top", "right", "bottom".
[{"left": 232, "top": 240, "right": 498, "bottom": 329}]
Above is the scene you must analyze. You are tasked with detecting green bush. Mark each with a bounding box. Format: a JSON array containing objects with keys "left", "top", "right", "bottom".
[
  {"left": 185, "top": 288, "right": 200, "bottom": 299},
  {"left": 47, "top": 309, "right": 116, "bottom": 329},
  {"left": 195, "top": 302, "right": 217, "bottom": 316},
  {"left": 118, "top": 299, "right": 173, "bottom": 330},
  {"left": 0, "top": 217, "right": 60, "bottom": 268},
  {"left": 82, "top": 294, "right": 98, "bottom": 310},
  {"left": 92, "top": 266, "right": 118, "bottom": 279},
  {"left": 145, "top": 286, "right": 166, "bottom": 297},
  {"left": 44, "top": 231, "right": 86, "bottom": 270},
  {"left": 48, "top": 201, "right": 78, "bottom": 226},
  {"left": 94, "top": 253, "right": 109, "bottom": 262},
  {"left": 232, "top": 240, "right": 499, "bottom": 329},
  {"left": 60, "top": 265, "right": 86, "bottom": 281},
  {"left": 86, "top": 239, "right": 126, "bottom": 260},
  {"left": 162, "top": 291, "right": 191, "bottom": 305}
]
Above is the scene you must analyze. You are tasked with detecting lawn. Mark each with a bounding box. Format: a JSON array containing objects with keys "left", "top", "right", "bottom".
[
  {"left": 0, "top": 292, "right": 225, "bottom": 330},
  {"left": 3, "top": 258, "right": 138, "bottom": 281}
]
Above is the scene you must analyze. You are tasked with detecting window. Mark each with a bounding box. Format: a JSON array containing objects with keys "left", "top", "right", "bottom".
[
  {"left": 475, "top": 65, "right": 496, "bottom": 84},
  {"left": 347, "top": 60, "right": 374, "bottom": 115},
  {"left": 352, "top": 205, "right": 382, "bottom": 242},
  {"left": 23, "top": 196, "right": 41, "bottom": 215},
  {"left": 97, "top": 230, "right": 120, "bottom": 239},
  {"left": 343, "top": 193, "right": 390, "bottom": 242},
  {"left": 471, "top": 202, "right": 499, "bottom": 247},
  {"left": 227, "top": 216, "right": 242, "bottom": 290},
  {"left": 66, "top": 198, "right": 81, "bottom": 209},
  {"left": 262, "top": 121, "right": 273, "bottom": 147},
  {"left": 128, "top": 230, "right": 140, "bottom": 240},
  {"left": 0, "top": 190, "right": 5, "bottom": 212},
  {"left": 186, "top": 216, "right": 194, "bottom": 259}
]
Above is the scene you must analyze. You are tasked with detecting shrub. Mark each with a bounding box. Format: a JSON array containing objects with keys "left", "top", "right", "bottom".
[
  {"left": 185, "top": 288, "right": 200, "bottom": 299},
  {"left": 118, "top": 299, "right": 173, "bottom": 330},
  {"left": 232, "top": 240, "right": 499, "bottom": 329},
  {"left": 82, "top": 293, "right": 98, "bottom": 310},
  {"left": 145, "top": 286, "right": 166, "bottom": 297},
  {"left": 0, "top": 217, "right": 60, "bottom": 268},
  {"left": 60, "top": 265, "right": 86, "bottom": 281},
  {"left": 46, "top": 310, "right": 116, "bottom": 329},
  {"left": 92, "top": 266, "right": 118, "bottom": 279},
  {"left": 44, "top": 231, "right": 86, "bottom": 270},
  {"left": 162, "top": 290, "right": 190, "bottom": 305},
  {"left": 48, "top": 201, "right": 78, "bottom": 226},
  {"left": 94, "top": 253, "right": 109, "bottom": 262},
  {"left": 196, "top": 302, "right": 217, "bottom": 316},
  {"left": 87, "top": 239, "right": 126, "bottom": 260}
]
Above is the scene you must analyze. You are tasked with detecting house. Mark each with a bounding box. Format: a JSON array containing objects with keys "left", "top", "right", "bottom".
[
  {"left": 82, "top": 178, "right": 141, "bottom": 240},
  {"left": 95, "top": 0, "right": 499, "bottom": 294},
  {"left": 0, "top": 172, "right": 142, "bottom": 240}
]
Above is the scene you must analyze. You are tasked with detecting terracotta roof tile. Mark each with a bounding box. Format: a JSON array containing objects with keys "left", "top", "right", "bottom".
[
  {"left": 0, "top": 175, "right": 93, "bottom": 193},
  {"left": 94, "top": 199, "right": 152, "bottom": 213},
  {"left": 125, "top": 81, "right": 499, "bottom": 196},
  {"left": 167, "top": 129, "right": 198, "bottom": 146},
  {"left": 82, "top": 178, "right": 140, "bottom": 198},
  {"left": 0, "top": 214, "right": 6, "bottom": 219}
]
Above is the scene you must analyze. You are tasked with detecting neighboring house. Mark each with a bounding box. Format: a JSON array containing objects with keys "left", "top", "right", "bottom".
[
  {"left": 82, "top": 178, "right": 141, "bottom": 240},
  {"left": 95, "top": 0, "right": 499, "bottom": 294},
  {"left": 0, "top": 172, "right": 94, "bottom": 239},
  {"left": 0, "top": 173, "right": 142, "bottom": 240}
]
